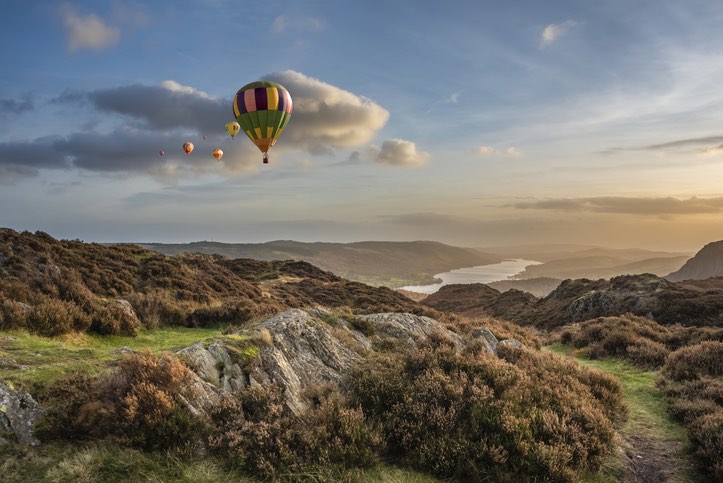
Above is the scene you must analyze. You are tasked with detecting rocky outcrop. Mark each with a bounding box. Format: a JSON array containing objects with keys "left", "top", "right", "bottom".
[
  {"left": 180, "top": 308, "right": 525, "bottom": 415},
  {"left": 667, "top": 241, "right": 723, "bottom": 282},
  {"left": 0, "top": 380, "right": 45, "bottom": 446}
]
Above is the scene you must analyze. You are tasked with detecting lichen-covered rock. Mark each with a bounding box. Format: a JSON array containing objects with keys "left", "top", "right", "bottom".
[
  {"left": 0, "top": 380, "right": 45, "bottom": 446},
  {"left": 177, "top": 340, "right": 248, "bottom": 393},
  {"left": 358, "top": 312, "right": 464, "bottom": 348},
  {"left": 498, "top": 339, "right": 525, "bottom": 350},
  {"left": 470, "top": 328, "right": 499, "bottom": 352}
]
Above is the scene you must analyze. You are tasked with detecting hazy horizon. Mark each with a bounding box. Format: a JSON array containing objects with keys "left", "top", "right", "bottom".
[{"left": 2, "top": 1, "right": 723, "bottom": 253}]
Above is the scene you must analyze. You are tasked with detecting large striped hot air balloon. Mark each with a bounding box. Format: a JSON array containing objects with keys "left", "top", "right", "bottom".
[{"left": 232, "top": 81, "right": 292, "bottom": 164}]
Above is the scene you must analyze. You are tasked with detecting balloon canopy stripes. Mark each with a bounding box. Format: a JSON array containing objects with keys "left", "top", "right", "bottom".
[{"left": 232, "top": 80, "right": 293, "bottom": 157}]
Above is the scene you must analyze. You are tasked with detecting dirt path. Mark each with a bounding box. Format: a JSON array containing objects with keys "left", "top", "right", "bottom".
[{"left": 546, "top": 345, "right": 701, "bottom": 482}]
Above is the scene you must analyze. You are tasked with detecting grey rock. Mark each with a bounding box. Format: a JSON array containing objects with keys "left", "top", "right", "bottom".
[
  {"left": 0, "top": 380, "right": 46, "bottom": 446},
  {"left": 498, "top": 339, "right": 525, "bottom": 350},
  {"left": 113, "top": 346, "right": 135, "bottom": 355},
  {"left": 177, "top": 341, "right": 247, "bottom": 393},
  {"left": 358, "top": 312, "right": 464, "bottom": 348},
  {"left": 470, "top": 328, "right": 499, "bottom": 352}
]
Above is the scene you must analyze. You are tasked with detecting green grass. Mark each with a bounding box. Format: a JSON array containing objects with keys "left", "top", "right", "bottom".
[
  {"left": 545, "top": 343, "right": 699, "bottom": 483},
  {"left": 0, "top": 327, "right": 221, "bottom": 388}
]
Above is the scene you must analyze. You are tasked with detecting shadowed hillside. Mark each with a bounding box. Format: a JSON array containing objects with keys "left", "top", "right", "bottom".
[
  {"left": 667, "top": 240, "right": 723, "bottom": 281},
  {"left": 0, "top": 228, "right": 447, "bottom": 336},
  {"left": 138, "top": 240, "right": 500, "bottom": 287}
]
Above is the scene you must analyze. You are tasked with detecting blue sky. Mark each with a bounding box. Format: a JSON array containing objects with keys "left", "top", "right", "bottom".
[{"left": 2, "top": 0, "right": 723, "bottom": 250}]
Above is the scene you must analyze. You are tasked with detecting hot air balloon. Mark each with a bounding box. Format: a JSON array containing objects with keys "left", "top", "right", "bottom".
[
  {"left": 203, "top": 135, "right": 207, "bottom": 140},
  {"left": 212, "top": 148, "right": 223, "bottom": 161},
  {"left": 183, "top": 142, "right": 194, "bottom": 154},
  {"left": 232, "top": 80, "right": 292, "bottom": 164},
  {"left": 159, "top": 150, "right": 165, "bottom": 157},
  {"left": 225, "top": 121, "right": 241, "bottom": 139}
]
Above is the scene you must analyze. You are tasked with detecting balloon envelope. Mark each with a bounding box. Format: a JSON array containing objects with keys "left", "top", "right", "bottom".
[
  {"left": 212, "top": 149, "right": 223, "bottom": 160},
  {"left": 225, "top": 121, "right": 241, "bottom": 138},
  {"left": 183, "top": 142, "right": 194, "bottom": 154},
  {"left": 159, "top": 150, "right": 165, "bottom": 156},
  {"left": 232, "top": 80, "right": 292, "bottom": 160}
]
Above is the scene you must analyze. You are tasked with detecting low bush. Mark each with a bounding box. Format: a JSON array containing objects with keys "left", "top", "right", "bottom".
[
  {"left": 349, "top": 337, "right": 623, "bottom": 481},
  {"left": 26, "top": 297, "right": 91, "bottom": 336},
  {"left": 659, "top": 341, "right": 723, "bottom": 480},
  {"left": 91, "top": 303, "right": 140, "bottom": 336},
  {"left": 662, "top": 341, "right": 723, "bottom": 382}
]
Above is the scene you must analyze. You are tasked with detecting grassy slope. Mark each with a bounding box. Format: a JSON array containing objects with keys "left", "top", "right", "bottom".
[
  {"left": 0, "top": 327, "right": 221, "bottom": 387},
  {"left": 545, "top": 343, "right": 703, "bottom": 483}
]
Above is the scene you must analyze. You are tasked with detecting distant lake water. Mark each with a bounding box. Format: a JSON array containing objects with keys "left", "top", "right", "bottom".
[{"left": 400, "top": 259, "right": 542, "bottom": 294}]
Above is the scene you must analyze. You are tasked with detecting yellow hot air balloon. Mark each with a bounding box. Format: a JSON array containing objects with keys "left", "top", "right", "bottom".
[
  {"left": 183, "top": 142, "right": 194, "bottom": 154},
  {"left": 212, "top": 148, "right": 223, "bottom": 161},
  {"left": 225, "top": 121, "right": 241, "bottom": 139}
]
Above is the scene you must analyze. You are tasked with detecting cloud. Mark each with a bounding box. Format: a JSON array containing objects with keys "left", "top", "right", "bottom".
[
  {"left": 540, "top": 20, "right": 578, "bottom": 48},
  {"left": 700, "top": 144, "right": 723, "bottom": 156},
  {"left": 272, "top": 14, "right": 326, "bottom": 33},
  {"left": 60, "top": 4, "right": 121, "bottom": 53},
  {"left": 2, "top": 72, "right": 393, "bottom": 183},
  {"left": 511, "top": 196, "right": 723, "bottom": 215},
  {"left": 265, "top": 70, "right": 390, "bottom": 154},
  {"left": 0, "top": 95, "right": 33, "bottom": 114},
  {"left": 84, "top": 81, "right": 224, "bottom": 132},
  {"left": 475, "top": 146, "right": 522, "bottom": 158},
  {"left": 373, "top": 139, "right": 429, "bottom": 167},
  {"left": 602, "top": 134, "right": 723, "bottom": 155}
]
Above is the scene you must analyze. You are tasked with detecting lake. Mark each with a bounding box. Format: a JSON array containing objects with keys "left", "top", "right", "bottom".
[{"left": 400, "top": 259, "right": 542, "bottom": 294}]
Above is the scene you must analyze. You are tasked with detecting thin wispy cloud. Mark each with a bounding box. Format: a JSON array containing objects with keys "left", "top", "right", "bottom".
[
  {"left": 272, "top": 14, "right": 326, "bottom": 34},
  {"left": 512, "top": 196, "right": 723, "bottom": 215},
  {"left": 475, "top": 146, "right": 522, "bottom": 158},
  {"left": 60, "top": 4, "right": 121, "bottom": 53},
  {"left": 0, "top": 95, "right": 33, "bottom": 114},
  {"left": 540, "top": 20, "right": 578, "bottom": 48}
]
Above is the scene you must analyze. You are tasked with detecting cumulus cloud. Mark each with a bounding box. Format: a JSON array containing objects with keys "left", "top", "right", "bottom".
[
  {"left": 272, "top": 14, "right": 326, "bottom": 33},
  {"left": 512, "top": 196, "right": 723, "bottom": 215},
  {"left": 372, "top": 139, "right": 429, "bottom": 167},
  {"left": 540, "top": 20, "right": 578, "bottom": 48},
  {"left": 60, "top": 4, "right": 121, "bottom": 53},
  {"left": 475, "top": 146, "right": 522, "bottom": 158},
  {"left": 265, "top": 70, "right": 390, "bottom": 153}
]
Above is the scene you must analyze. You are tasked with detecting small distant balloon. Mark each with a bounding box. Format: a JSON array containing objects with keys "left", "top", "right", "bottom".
[
  {"left": 225, "top": 121, "right": 241, "bottom": 139},
  {"left": 183, "top": 142, "right": 194, "bottom": 154},
  {"left": 212, "top": 148, "right": 223, "bottom": 161},
  {"left": 159, "top": 150, "right": 165, "bottom": 156},
  {"left": 203, "top": 135, "right": 207, "bottom": 140}
]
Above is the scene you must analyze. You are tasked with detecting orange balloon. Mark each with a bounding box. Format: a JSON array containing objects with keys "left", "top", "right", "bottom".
[{"left": 212, "top": 148, "right": 223, "bottom": 161}]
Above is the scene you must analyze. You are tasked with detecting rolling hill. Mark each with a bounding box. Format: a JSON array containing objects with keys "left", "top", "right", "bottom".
[
  {"left": 138, "top": 240, "right": 500, "bottom": 287},
  {"left": 667, "top": 240, "right": 723, "bottom": 281}
]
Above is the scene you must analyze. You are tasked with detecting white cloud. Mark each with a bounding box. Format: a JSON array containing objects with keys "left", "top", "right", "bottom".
[
  {"left": 475, "top": 146, "right": 522, "bottom": 158},
  {"left": 373, "top": 139, "right": 429, "bottom": 167},
  {"left": 540, "top": 20, "right": 578, "bottom": 48},
  {"left": 60, "top": 5, "right": 121, "bottom": 53},
  {"left": 266, "top": 70, "right": 390, "bottom": 154},
  {"left": 272, "top": 14, "right": 326, "bottom": 33}
]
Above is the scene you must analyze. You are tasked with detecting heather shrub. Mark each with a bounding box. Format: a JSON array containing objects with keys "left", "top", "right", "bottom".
[
  {"left": 27, "top": 297, "right": 91, "bottom": 336},
  {"left": 91, "top": 302, "right": 140, "bottom": 336},
  {"left": 40, "top": 351, "right": 206, "bottom": 452},
  {"left": 686, "top": 410, "right": 723, "bottom": 479},
  {"left": 662, "top": 341, "right": 723, "bottom": 382},
  {"left": 349, "top": 339, "right": 621, "bottom": 481},
  {"left": 208, "top": 385, "right": 380, "bottom": 479},
  {"left": 0, "top": 299, "right": 29, "bottom": 329}
]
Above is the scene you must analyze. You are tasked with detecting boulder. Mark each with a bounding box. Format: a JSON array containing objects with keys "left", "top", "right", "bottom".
[
  {"left": 470, "top": 328, "right": 499, "bottom": 352},
  {"left": 498, "top": 339, "right": 525, "bottom": 350},
  {"left": 0, "top": 380, "right": 45, "bottom": 446}
]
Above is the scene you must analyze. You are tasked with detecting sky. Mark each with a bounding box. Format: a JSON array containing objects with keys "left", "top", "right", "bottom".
[{"left": 1, "top": 0, "right": 723, "bottom": 251}]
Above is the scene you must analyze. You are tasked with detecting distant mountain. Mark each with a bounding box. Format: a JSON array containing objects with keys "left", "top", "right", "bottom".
[
  {"left": 139, "top": 240, "right": 500, "bottom": 287},
  {"left": 667, "top": 241, "right": 723, "bottom": 282},
  {"left": 512, "top": 255, "right": 689, "bottom": 280}
]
